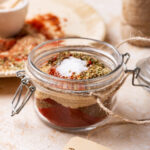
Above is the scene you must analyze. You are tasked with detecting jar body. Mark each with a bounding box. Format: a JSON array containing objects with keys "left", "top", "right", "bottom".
[{"left": 26, "top": 38, "right": 125, "bottom": 132}]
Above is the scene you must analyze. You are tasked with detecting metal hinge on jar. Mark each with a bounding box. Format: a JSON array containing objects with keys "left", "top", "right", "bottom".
[
  {"left": 11, "top": 71, "right": 36, "bottom": 116},
  {"left": 122, "top": 53, "right": 150, "bottom": 90},
  {"left": 125, "top": 67, "right": 150, "bottom": 89},
  {"left": 122, "top": 53, "right": 130, "bottom": 65},
  {"left": 122, "top": 53, "right": 149, "bottom": 89}
]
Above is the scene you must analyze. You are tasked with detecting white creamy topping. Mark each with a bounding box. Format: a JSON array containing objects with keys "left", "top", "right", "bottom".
[{"left": 56, "top": 56, "right": 88, "bottom": 77}]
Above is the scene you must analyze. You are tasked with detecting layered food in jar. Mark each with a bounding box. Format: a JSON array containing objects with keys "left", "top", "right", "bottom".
[
  {"left": 37, "top": 52, "right": 111, "bottom": 127},
  {"left": 25, "top": 38, "right": 127, "bottom": 131}
]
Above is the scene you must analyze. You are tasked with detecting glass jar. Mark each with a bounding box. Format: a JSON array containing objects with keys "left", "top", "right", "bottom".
[{"left": 12, "top": 37, "right": 144, "bottom": 132}]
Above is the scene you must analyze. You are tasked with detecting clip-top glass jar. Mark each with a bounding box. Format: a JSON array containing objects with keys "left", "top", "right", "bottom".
[{"left": 12, "top": 37, "right": 147, "bottom": 132}]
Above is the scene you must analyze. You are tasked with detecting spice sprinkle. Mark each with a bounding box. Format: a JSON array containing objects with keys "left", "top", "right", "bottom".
[{"left": 40, "top": 52, "right": 111, "bottom": 80}]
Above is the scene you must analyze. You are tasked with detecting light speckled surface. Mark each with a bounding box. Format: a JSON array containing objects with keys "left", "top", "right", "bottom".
[{"left": 0, "top": 0, "right": 150, "bottom": 150}]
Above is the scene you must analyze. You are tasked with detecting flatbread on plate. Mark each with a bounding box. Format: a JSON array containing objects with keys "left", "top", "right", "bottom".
[{"left": 0, "top": 0, "right": 106, "bottom": 77}]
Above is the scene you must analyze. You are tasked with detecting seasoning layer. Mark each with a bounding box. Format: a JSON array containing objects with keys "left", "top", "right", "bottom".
[{"left": 40, "top": 52, "right": 111, "bottom": 80}]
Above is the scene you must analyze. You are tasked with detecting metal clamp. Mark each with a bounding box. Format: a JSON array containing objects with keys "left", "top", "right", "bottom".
[
  {"left": 122, "top": 53, "right": 149, "bottom": 89},
  {"left": 11, "top": 71, "right": 36, "bottom": 116},
  {"left": 122, "top": 53, "right": 130, "bottom": 64},
  {"left": 125, "top": 68, "right": 150, "bottom": 89}
]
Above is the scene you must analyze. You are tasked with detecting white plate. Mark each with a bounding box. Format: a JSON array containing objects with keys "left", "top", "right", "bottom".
[{"left": 0, "top": 0, "right": 106, "bottom": 77}]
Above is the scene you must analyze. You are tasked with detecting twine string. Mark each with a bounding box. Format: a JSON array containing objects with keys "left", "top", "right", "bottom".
[
  {"left": 116, "top": 36, "right": 150, "bottom": 49},
  {"left": 91, "top": 92, "right": 150, "bottom": 125}
]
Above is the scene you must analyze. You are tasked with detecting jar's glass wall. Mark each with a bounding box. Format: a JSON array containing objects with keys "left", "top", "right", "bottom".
[{"left": 26, "top": 38, "right": 125, "bottom": 131}]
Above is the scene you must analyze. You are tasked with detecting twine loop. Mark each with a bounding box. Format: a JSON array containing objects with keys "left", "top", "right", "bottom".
[{"left": 90, "top": 92, "right": 150, "bottom": 125}]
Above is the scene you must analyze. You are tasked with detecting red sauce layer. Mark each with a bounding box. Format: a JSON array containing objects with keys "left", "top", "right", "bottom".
[{"left": 37, "top": 98, "right": 108, "bottom": 128}]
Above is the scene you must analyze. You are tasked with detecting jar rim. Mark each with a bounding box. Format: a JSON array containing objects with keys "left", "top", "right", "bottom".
[{"left": 28, "top": 37, "right": 123, "bottom": 83}]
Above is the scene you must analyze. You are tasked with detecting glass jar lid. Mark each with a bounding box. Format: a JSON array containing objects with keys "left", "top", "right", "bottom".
[{"left": 136, "top": 56, "right": 150, "bottom": 91}]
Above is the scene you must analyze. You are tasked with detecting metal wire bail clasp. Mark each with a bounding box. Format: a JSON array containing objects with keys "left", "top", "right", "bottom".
[
  {"left": 122, "top": 53, "right": 130, "bottom": 65},
  {"left": 125, "top": 68, "right": 150, "bottom": 89},
  {"left": 11, "top": 71, "right": 36, "bottom": 116},
  {"left": 123, "top": 53, "right": 150, "bottom": 90}
]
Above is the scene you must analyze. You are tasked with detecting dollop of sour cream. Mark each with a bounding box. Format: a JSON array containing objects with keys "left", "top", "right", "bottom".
[{"left": 56, "top": 56, "right": 88, "bottom": 77}]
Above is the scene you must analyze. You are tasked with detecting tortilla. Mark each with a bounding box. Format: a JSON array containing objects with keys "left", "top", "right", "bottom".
[{"left": 0, "top": 0, "right": 106, "bottom": 77}]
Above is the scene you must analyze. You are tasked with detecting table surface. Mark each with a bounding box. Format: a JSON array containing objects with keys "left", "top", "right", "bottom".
[{"left": 0, "top": 0, "right": 150, "bottom": 150}]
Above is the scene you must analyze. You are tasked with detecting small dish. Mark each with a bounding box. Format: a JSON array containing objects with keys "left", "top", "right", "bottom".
[{"left": 0, "top": 0, "right": 28, "bottom": 38}]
